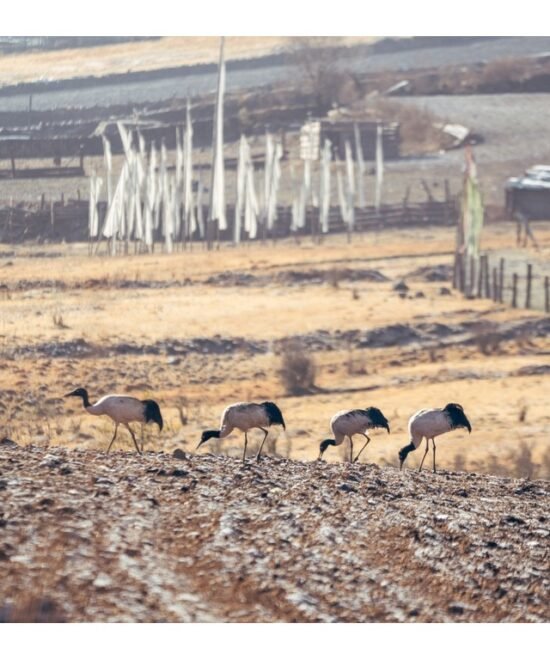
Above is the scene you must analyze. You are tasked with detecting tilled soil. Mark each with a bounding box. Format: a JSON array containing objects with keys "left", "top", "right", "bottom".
[
  {"left": 0, "top": 444, "right": 548, "bottom": 622},
  {"left": 3, "top": 315, "right": 549, "bottom": 361}
]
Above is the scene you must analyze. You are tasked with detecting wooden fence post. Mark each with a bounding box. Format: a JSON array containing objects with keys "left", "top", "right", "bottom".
[
  {"left": 484, "top": 256, "right": 490, "bottom": 298},
  {"left": 512, "top": 273, "right": 518, "bottom": 308},
  {"left": 469, "top": 255, "right": 476, "bottom": 296},
  {"left": 453, "top": 251, "right": 465, "bottom": 292},
  {"left": 498, "top": 258, "right": 505, "bottom": 303},
  {"left": 459, "top": 253, "right": 465, "bottom": 293},
  {"left": 525, "top": 263, "right": 533, "bottom": 309},
  {"left": 492, "top": 267, "right": 498, "bottom": 302},
  {"left": 544, "top": 276, "right": 549, "bottom": 314},
  {"left": 477, "top": 255, "right": 484, "bottom": 298}
]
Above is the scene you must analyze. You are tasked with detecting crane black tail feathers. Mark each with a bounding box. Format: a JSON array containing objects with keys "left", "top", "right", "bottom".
[
  {"left": 444, "top": 403, "right": 472, "bottom": 433},
  {"left": 143, "top": 400, "right": 163, "bottom": 431},
  {"left": 261, "top": 402, "right": 286, "bottom": 430},
  {"left": 365, "top": 406, "right": 391, "bottom": 433}
]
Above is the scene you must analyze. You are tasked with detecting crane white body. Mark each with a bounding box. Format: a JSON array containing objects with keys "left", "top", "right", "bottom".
[
  {"left": 330, "top": 409, "right": 377, "bottom": 445},
  {"left": 319, "top": 407, "right": 390, "bottom": 463},
  {"left": 217, "top": 403, "right": 273, "bottom": 435},
  {"left": 408, "top": 408, "right": 457, "bottom": 448},
  {"left": 85, "top": 395, "right": 150, "bottom": 425},
  {"left": 399, "top": 403, "right": 472, "bottom": 472},
  {"left": 65, "top": 388, "right": 163, "bottom": 454},
  {"left": 199, "top": 401, "right": 286, "bottom": 462}
]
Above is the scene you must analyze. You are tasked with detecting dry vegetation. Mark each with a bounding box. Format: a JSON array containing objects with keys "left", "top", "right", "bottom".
[
  {"left": 357, "top": 98, "right": 444, "bottom": 155},
  {"left": 0, "top": 36, "right": 377, "bottom": 88},
  {"left": 1, "top": 222, "right": 549, "bottom": 623},
  {"left": 0, "top": 223, "right": 549, "bottom": 478}
]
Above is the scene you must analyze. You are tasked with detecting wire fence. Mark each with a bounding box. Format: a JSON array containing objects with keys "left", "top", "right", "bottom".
[
  {"left": 0, "top": 197, "right": 457, "bottom": 247},
  {"left": 454, "top": 249, "right": 550, "bottom": 314}
]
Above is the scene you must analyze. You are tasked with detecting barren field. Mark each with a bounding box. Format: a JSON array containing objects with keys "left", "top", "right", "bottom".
[
  {"left": 2, "top": 35, "right": 549, "bottom": 628},
  {"left": 1, "top": 444, "right": 548, "bottom": 622},
  {"left": 1, "top": 222, "right": 549, "bottom": 623},
  {"left": 1, "top": 224, "right": 549, "bottom": 477}
]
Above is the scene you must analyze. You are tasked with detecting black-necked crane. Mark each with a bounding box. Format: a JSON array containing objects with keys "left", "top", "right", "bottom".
[
  {"left": 398, "top": 403, "right": 472, "bottom": 473},
  {"left": 64, "top": 387, "right": 163, "bottom": 454},
  {"left": 319, "top": 407, "right": 390, "bottom": 463},
  {"left": 197, "top": 401, "right": 286, "bottom": 463}
]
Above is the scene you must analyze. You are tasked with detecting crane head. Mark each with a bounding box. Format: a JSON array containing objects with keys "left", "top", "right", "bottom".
[
  {"left": 318, "top": 438, "right": 336, "bottom": 460},
  {"left": 64, "top": 387, "right": 88, "bottom": 400},
  {"left": 398, "top": 442, "right": 416, "bottom": 470},
  {"left": 196, "top": 429, "right": 220, "bottom": 450}
]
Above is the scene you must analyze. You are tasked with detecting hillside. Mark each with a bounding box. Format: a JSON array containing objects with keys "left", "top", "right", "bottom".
[{"left": 1, "top": 442, "right": 548, "bottom": 622}]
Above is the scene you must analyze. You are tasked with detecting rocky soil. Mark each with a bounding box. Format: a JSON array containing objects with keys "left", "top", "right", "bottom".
[
  {"left": 0, "top": 443, "right": 548, "bottom": 622},
  {"left": 2, "top": 314, "right": 549, "bottom": 362}
]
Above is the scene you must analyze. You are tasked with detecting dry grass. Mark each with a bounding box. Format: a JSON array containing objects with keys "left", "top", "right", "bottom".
[
  {"left": 364, "top": 98, "right": 444, "bottom": 154},
  {"left": 479, "top": 58, "right": 531, "bottom": 87},
  {"left": 0, "top": 37, "right": 378, "bottom": 87},
  {"left": 0, "top": 223, "right": 549, "bottom": 477}
]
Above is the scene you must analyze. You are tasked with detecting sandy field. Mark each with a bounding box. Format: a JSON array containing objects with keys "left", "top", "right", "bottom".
[{"left": 1, "top": 223, "right": 549, "bottom": 478}]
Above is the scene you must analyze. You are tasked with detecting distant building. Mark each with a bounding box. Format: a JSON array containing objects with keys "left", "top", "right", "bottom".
[
  {"left": 506, "top": 165, "right": 550, "bottom": 219},
  {"left": 319, "top": 119, "right": 400, "bottom": 160}
]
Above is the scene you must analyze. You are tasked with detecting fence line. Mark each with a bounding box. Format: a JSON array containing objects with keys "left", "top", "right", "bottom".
[
  {"left": 0, "top": 198, "right": 457, "bottom": 246},
  {"left": 454, "top": 251, "right": 550, "bottom": 314}
]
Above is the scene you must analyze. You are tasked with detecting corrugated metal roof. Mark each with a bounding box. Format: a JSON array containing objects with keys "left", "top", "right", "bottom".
[{"left": 506, "top": 165, "right": 550, "bottom": 191}]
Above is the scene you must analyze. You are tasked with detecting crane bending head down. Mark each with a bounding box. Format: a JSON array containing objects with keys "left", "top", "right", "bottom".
[
  {"left": 319, "top": 406, "right": 390, "bottom": 463},
  {"left": 398, "top": 403, "right": 471, "bottom": 472}
]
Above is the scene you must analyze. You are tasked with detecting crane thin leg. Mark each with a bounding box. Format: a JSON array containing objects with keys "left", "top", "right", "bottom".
[
  {"left": 418, "top": 438, "right": 429, "bottom": 472},
  {"left": 256, "top": 427, "right": 269, "bottom": 462},
  {"left": 353, "top": 434, "right": 371, "bottom": 463},
  {"left": 432, "top": 438, "right": 437, "bottom": 473},
  {"left": 349, "top": 436, "right": 354, "bottom": 463},
  {"left": 106, "top": 423, "right": 119, "bottom": 453},
  {"left": 124, "top": 423, "right": 142, "bottom": 455},
  {"left": 242, "top": 432, "right": 248, "bottom": 463}
]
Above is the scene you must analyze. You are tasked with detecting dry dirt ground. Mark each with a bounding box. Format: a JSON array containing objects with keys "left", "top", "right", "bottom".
[
  {"left": 0, "top": 37, "right": 375, "bottom": 88},
  {"left": 1, "top": 225, "right": 549, "bottom": 624},
  {"left": 0, "top": 443, "right": 548, "bottom": 622},
  {"left": 1, "top": 224, "right": 549, "bottom": 477}
]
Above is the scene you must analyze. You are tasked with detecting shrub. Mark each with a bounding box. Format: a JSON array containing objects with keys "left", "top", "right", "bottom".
[
  {"left": 474, "top": 330, "right": 502, "bottom": 355},
  {"left": 278, "top": 341, "right": 316, "bottom": 395}
]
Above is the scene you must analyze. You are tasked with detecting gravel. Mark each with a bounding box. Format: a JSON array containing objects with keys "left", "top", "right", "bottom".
[{"left": 0, "top": 445, "right": 547, "bottom": 622}]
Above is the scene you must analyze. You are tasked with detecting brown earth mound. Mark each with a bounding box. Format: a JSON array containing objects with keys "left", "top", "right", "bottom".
[{"left": 0, "top": 445, "right": 548, "bottom": 622}]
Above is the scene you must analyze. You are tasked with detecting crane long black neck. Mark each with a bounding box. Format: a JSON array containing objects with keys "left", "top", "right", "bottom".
[
  {"left": 200, "top": 429, "right": 221, "bottom": 446},
  {"left": 77, "top": 390, "right": 91, "bottom": 408}
]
